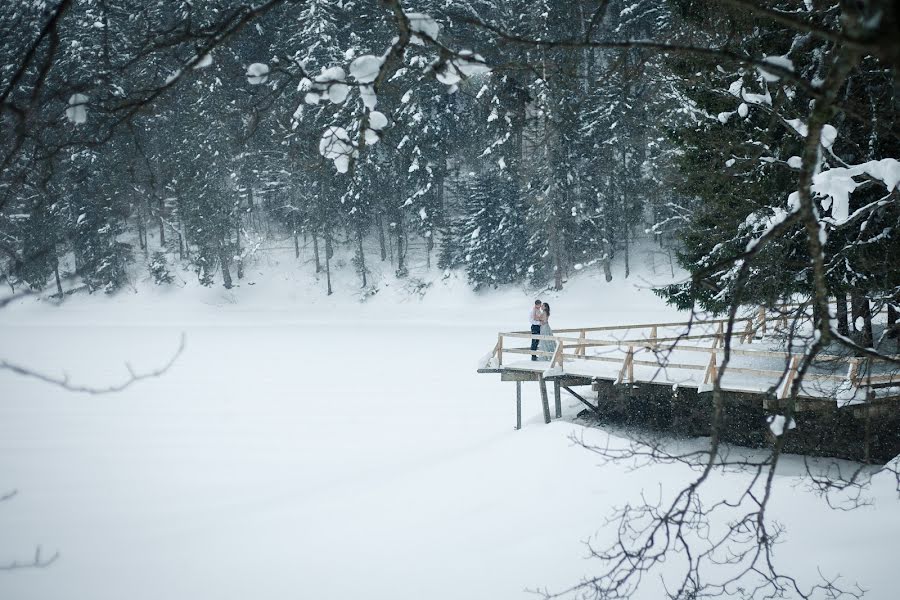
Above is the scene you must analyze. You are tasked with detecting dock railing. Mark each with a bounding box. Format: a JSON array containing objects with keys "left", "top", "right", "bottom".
[{"left": 486, "top": 311, "right": 899, "bottom": 400}]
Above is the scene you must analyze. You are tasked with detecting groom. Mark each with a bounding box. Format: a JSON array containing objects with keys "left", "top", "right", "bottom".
[{"left": 530, "top": 299, "right": 543, "bottom": 361}]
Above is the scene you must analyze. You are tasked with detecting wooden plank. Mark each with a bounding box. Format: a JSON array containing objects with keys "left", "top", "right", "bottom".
[
  {"left": 503, "top": 327, "right": 850, "bottom": 352},
  {"left": 539, "top": 376, "right": 551, "bottom": 424},
  {"left": 778, "top": 356, "right": 800, "bottom": 399},
  {"left": 516, "top": 381, "right": 522, "bottom": 430},
  {"left": 550, "top": 342, "right": 565, "bottom": 369},
  {"left": 712, "top": 322, "right": 724, "bottom": 349},
  {"left": 562, "top": 385, "right": 602, "bottom": 416},
  {"left": 847, "top": 358, "right": 861, "bottom": 387},
  {"left": 554, "top": 380, "right": 562, "bottom": 418},
  {"left": 542, "top": 374, "right": 594, "bottom": 386},
  {"left": 569, "top": 340, "right": 848, "bottom": 363},
  {"left": 496, "top": 334, "right": 503, "bottom": 366},
  {"left": 501, "top": 370, "right": 541, "bottom": 382},
  {"left": 571, "top": 333, "right": 749, "bottom": 347},
  {"left": 721, "top": 366, "right": 843, "bottom": 381},
  {"left": 617, "top": 346, "right": 634, "bottom": 385},
  {"left": 627, "top": 345, "right": 634, "bottom": 383},
  {"left": 862, "top": 374, "right": 900, "bottom": 385},
  {"left": 549, "top": 316, "right": 753, "bottom": 334},
  {"left": 631, "top": 359, "right": 706, "bottom": 370},
  {"left": 499, "top": 353, "right": 848, "bottom": 383},
  {"left": 672, "top": 344, "right": 849, "bottom": 361},
  {"left": 503, "top": 332, "right": 580, "bottom": 342},
  {"left": 703, "top": 352, "right": 717, "bottom": 384},
  {"left": 504, "top": 348, "right": 556, "bottom": 356}
]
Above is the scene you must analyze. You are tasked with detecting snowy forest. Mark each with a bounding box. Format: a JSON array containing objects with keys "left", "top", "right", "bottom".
[
  {"left": 2, "top": 2, "right": 900, "bottom": 600},
  {"left": 2, "top": 0, "right": 893, "bottom": 315}
]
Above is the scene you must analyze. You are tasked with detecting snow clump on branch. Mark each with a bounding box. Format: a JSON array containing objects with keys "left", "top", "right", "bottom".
[
  {"left": 304, "top": 66, "right": 349, "bottom": 105},
  {"left": 65, "top": 93, "right": 88, "bottom": 124},
  {"left": 407, "top": 12, "right": 440, "bottom": 45},
  {"left": 246, "top": 63, "right": 270, "bottom": 85},
  {"left": 319, "top": 126, "right": 355, "bottom": 174}
]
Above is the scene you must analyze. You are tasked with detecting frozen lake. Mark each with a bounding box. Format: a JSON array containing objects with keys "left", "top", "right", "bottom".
[{"left": 1, "top": 280, "right": 898, "bottom": 599}]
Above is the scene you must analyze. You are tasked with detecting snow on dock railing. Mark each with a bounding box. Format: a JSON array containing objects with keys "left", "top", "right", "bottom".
[{"left": 484, "top": 312, "right": 899, "bottom": 400}]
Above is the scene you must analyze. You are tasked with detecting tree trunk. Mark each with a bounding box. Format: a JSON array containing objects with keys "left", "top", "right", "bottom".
[
  {"left": 356, "top": 224, "right": 367, "bottom": 288},
  {"left": 388, "top": 223, "right": 394, "bottom": 266},
  {"left": 54, "top": 256, "right": 63, "bottom": 297},
  {"left": 887, "top": 302, "right": 898, "bottom": 339},
  {"left": 313, "top": 232, "right": 321, "bottom": 273},
  {"left": 136, "top": 214, "right": 147, "bottom": 252},
  {"left": 601, "top": 231, "right": 613, "bottom": 282},
  {"left": 376, "top": 213, "right": 386, "bottom": 261},
  {"left": 235, "top": 221, "right": 243, "bottom": 280},
  {"left": 425, "top": 231, "right": 433, "bottom": 269},
  {"left": 157, "top": 196, "right": 166, "bottom": 248},
  {"left": 293, "top": 228, "right": 300, "bottom": 259},
  {"left": 396, "top": 218, "right": 406, "bottom": 277},
  {"left": 324, "top": 231, "right": 333, "bottom": 295},
  {"left": 220, "top": 250, "right": 233, "bottom": 289},
  {"left": 862, "top": 301, "right": 873, "bottom": 348},
  {"left": 835, "top": 293, "right": 849, "bottom": 336},
  {"left": 549, "top": 197, "right": 564, "bottom": 291},
  {"left": 181, "top": 223, "right": 190, "bottom": 260},
  {"left": 621, "top": 143, "right": 630, "bottom": 279},
  {"left": 851, "top": 293, "right": 873, "bottom": 348}
]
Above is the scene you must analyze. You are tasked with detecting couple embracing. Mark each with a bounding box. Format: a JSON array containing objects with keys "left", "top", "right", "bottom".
[{"left": 529, "top": 299, "right": 556, "bottom": 361}]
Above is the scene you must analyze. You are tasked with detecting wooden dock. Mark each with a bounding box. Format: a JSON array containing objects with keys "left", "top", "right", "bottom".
[{"left": 478, "top": 309, "right": 900, "bottom": 461}]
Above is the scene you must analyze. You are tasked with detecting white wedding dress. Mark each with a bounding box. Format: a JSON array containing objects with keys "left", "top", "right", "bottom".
[{"left": 537, "top": 322, "right": 556, "bottom": 358}]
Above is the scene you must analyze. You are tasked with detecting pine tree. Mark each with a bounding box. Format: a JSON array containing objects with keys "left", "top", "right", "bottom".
[{"left": 460, "top": 172, "right": 528, "bottom": 289}]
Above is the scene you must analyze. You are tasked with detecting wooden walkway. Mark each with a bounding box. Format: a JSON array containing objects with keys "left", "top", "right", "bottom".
[{"left": 478, "top": 308, "right": 900, "bottom": 430}]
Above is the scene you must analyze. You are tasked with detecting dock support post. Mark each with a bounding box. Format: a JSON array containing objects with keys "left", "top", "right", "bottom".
[
  {"left": 516, "top": 381, "right": 522, "bottom": 430},
  {"left": 539, "top": 376, "right": 551, "bottom": 424},
  {"left": 554, "top": 380, "right": 562, "bottom": 418}
]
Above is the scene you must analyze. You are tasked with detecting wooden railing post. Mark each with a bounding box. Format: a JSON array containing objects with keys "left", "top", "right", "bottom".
[
  {"left": 759, "top": 306, "right": 767, "bottom": 335},
  {"left": 497, "top": 333, "right": 503, "bottom": 366},
  {"left": 618, "top": 346, "right": 634, "bottom": 385},
  {"left": 847, "top": 357, "right": 861, "bottom": 387},
  {"left": 649, "top": 326, "right": 658, "bottom": 350},
  {"left": 550, "top": 340, "right": 565, "bottom": 369},
  {"left": 703, "top": 351, "right": 718, "bottom": 384},
  {"left": 627, "top": 345, "right": 634, "bottom": 383},
  {"left": 712, "top": 322, "right": 724, "bottom": 349},
  {"left": 779, "top": 355, "right": 800, "bottom": 399},
  {"left": 576, "top": 329, "right": 586, "bottom": 357}
]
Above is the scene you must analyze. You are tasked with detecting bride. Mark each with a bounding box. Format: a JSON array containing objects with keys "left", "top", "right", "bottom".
[{"left": 537, "top": 302, "right": 556, "bottom": 358}]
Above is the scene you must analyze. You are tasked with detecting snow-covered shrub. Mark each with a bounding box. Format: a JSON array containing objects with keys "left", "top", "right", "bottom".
[
  {"left": 359, "top": 286, "right": 379, "bottom": 302},
  {"left": 149, "top": 252, "right": 174, "bottom": 285},
  {"left": 404, "top": 277, "right": 430, "bottom": 298}
]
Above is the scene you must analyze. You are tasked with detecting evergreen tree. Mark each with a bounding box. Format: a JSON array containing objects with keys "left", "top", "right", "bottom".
[{"left": 460, "top": 172, "right": 528, "bottom": 289}]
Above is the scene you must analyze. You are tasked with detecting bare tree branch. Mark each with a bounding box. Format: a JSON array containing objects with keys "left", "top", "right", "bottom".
[{"left": 0, "top": 334, "right": 185, "bottom": 394}]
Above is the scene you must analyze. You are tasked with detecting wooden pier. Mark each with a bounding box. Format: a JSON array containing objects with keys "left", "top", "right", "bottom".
[{"left": 478, "top": 309, "right": 900, "bottom": 461}]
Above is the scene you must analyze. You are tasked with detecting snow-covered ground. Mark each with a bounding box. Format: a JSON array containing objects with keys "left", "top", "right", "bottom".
[{"left": 1, "top": 252, "right": 898, "bottom": 599}]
